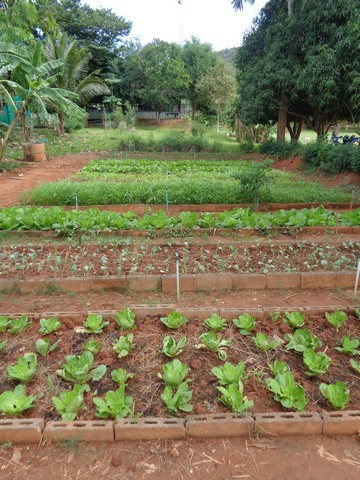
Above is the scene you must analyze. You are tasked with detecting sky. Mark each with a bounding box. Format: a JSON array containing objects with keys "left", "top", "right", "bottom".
[{"left": 83, "top": 0, "right": 269, "bottom": 51}]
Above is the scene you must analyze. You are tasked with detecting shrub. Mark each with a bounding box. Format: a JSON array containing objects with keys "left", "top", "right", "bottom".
[{"left": 258, "top": 140, "right": 302, "bottom": 158}]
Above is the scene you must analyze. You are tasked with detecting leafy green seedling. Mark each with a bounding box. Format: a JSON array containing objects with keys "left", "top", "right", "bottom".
[
  {"left": 82, "top": 338, "right": 102, "bottom": 355},
  {"left": 269, "top": 360, "right": 290, "bottom": 376},
  {"left": 302, "top": 348, "right": 332, "bottom": 376},
  {"left": 111, "top": 368, "right": 134, "bottom": 387},
  {"left": 325, "top": 310, "right": 347, "bottom": 330},
  {"left": 284, "top": 311, "right": 305, "bottom": 328},
  {"left": 161, "top": 359, "right": 189, "bottom": 388},
  {"left": 83, "top": 314, "right": 109, "bottom": 334},
  {"left": 160, "top": 311, "right": 188, "bottom": 329},
  {"left": 8, "top": 315, "right": 32, "bottom": 334},
  {"left": 57, "top": 351, "right": 106, "bottom": 384},
  {"left": 38, "top": 317, "right": 61, "bottom": 335},
  {"left": 113, "top": 333, "right": 134, "bottom": 358},
  {"left": 253, "top": 333, "right": 281, "bottom": 352},
  {"left": 320, "top": 381, "right": 349, "bottom": 410},
  {"left": 162, "top": 335, "right": 186, "bottom": 358},
  {"left": 212, "top": 361, "right": 246, "bottom": 386},
  {"left": 216, "top": 382, "right": 253, "bottom": 413},
  {"left": 350, "top": 358, "right": 360, "bottom": 373},
  {"left": 116, "top": 307, "right": 136, "bottom": 331},
  {"left": 93, "top": 386, "right": 134, "bottom": 419},
  {"left": 35, "top": 338, "right": 61, "bottom": 356},
  {"left": 0, "top": 385, "right": 36, "bottom": 416},
  {"left": 284, "top": 328, "right": 322, "bottom": 352},
  {"left": 335, "top": 336, "right": 360, "bottom": 356},
  {"left": 7, "top": 353, "right": 37, "bottom": 383},
  {"left": 233, "top": 313, "right": 255, "bottom": 335},
  {"left": 196, "top": 331, "right": 232, "bottom": 361},
  {"left": 0, "top": 340, "right": 7, "bottom": 353},
  {"left": 204, "top": 313, "right": 227, "bottom": 331},
  {"left": 0, "top": 315, "right": 9, "bottom": 332},
  {"left": 52, "top": 384, "right": 90, "bottom": 421},
  {"left": 355, "top": 308, "right": 360, "bottom": 319},
  {"left": 161, "top": 382, "right": 193, "bottom": 414},
  {"left": 265, "top": 372, "right": 307, "bottom": 411}
]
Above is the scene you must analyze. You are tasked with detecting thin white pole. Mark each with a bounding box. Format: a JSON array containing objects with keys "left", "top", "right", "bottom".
[
  {"left": 354, "top": 257, "right": 360, "bottom": 298},
  {"left": 175, "top": 251, "right": 180, "bottom": 302}
]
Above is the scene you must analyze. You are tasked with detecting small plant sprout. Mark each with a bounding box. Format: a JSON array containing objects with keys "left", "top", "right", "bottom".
[
  {"left": 162, "top": 335, "right": 186, "bottom": 357},
  {"left": 57, "top": 351, "right": 106, "bottom": 384},
  {"left": 284, "top": 328, "right": 322, "bottom": 352},
  {"left": 160, "top": 359, "right": 189, "bottom": 388},
  {"left": 320, "top": 381, "right": 350, "bottom": 410},
  {"left": 196, "top": 331, "right": 232, "bottom": 361},
  {"left": 7, "top": 353, "right": 38, "bottom": 383},
  {"left": 349, "top": 358, "right": 360, "bottom": 373},
  {"left": 8, "top": 315, "right": 32, "bottom": 334},
  {"left": 52, "top": 384, "right": 90, "bottom": 421},
  {"left": 204, "top": 314, "right": 227, "bottom": 331},
  {"left": 161, "top": 382, "right": 193, "bottom": 414},
  {"left": 265, "top": 372, "right": 307, "bottom": 411},
  {"left": 0, "top": 385, "right": 36, "bottom": 416},
  {"left": 35, "top": 338, "right": 61, "bottom": 356},
  {"left": 355, "top": 308, "right": 360, "bottom": 319},
  {"left": 160, "top": 311, "right": 188, "bottom": 329},
  {"left": 83, "top": 314, "right": 109, "bottom": 334},
  {"left": 93, "top": 386, "right": 134, "bottom": 419},
  {"left": 0, "top": 315, "right": 9, "bottom": 332},
  {"left": 82, "top": 338, "right": 102, "bottom": 355},
  {"left": 269, "top": 360, "right": 290, "bottom": 376},
  {"left": 212, "top": 361, "right": 246, "bottom": 386},
  {"left": 233, "top": 313, "right": 255, "bottom": 335},
  {"left": 325, "top": 310, "right": 348, "bottom": 330},
  {"left": 302, "top": 348, "right": 332, "bottom": 376},
  {"left": 253, "top": 333, "right": 281, "bottom": 352},
  {"left": 116, "top": 307, "right": 136, "bottom": 331},
  {"left": 38, "top": 317, "right": 61, "bottom": 335},
  {"left": 111, "top": 368, "right": 134, "bottom": 388},
  {"left": 335, "top": 336, "right": 360, "bottom": 356},
  {"left": 284, "top": 311, "right": 305, "bottom": 328},
  {"left": 216, "top": 382, "right": 254, "bottom": 413},
  {"left": 112, "top": 333, "right": 134, "bottom": 358},
  {"left": 0, "top": 340, "right": 7, "bottom": 353}
]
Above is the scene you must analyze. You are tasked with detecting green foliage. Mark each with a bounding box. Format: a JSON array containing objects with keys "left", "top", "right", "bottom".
[
  {"left": 52, "top": 384, "right": 90, "bottom": 421},
  {"left": 285, "top": 328, "right": 322, "bottom": 352},
  {"left": 216, "top": 382, "right": 253, "bottom": 413},
  {"left": 302, "top": 142, "right": 360, "bottom": 174},
  {"left": 204, "top": 314, "right": 227, "bottom": 331},
  {"left": 265, "top": 373, "right": 307, "bottom": 411},
  {"left": 82, "top": 338, "right": 102, "bottom": 355},
  {"left": 269, "top": 360, "right": 290, "bottom": 376},
  {"left": 233, "top": 161, "right": 273, "bottom": 202},
  {"left": 212, "top": 361, "right": 246, "bottom": 386},
  {"left": 38, "top": 317, "right": 61, "bottom": 335},
  {"left": 115, "top": 308, "right": 136, "bottom": 331},
  {"left": 302, "top": 348, "right": 332, "bottom": 376},
  {"left": 284, "top": 311, "right": 305, "bottom": 328},
  {"left": 233, "top": 313, "right": 255, "bottom": 335},
  {"left": 355, "top": 309, "right": 360, "bottom": 319},
  {"left": 349, "top": 358, "right": 360, "bottom": 373},
  {"left": 335, "top": 336, "right": 360, "bottom": 356},
  {"left": 57, "top": 351, "right": 106, "bottom": 384},
  {"left": 0, "top": 315, "right": 9, "bottom": 332},
  {"left": 160, "top": 382, "right": 193, "bottom": 414},
  {"left": 111, "top": 368, "right": 134, "bottom": 388},
  {"left": 160, "top": 311, "right": 188, "bottom": 329},
  {"left": 0, "top": 340, "right": 7, "bottom": 353},
  {"left": 7, "top": 353, "right": 37, "bottom": 383},
  {"left": 93, "top": 387, "right": 134, "bottom": 419},
  {"left": 162, "top": 336, "right": 187, "bottom": 358},
  {"left": 325, "top": 310, "right": 347, "bottom": 330},
  {"left": 83, "top": 314, "right": 109, "bottom": 334},
  {"left": 8, "top": 315, "right": 32, "bottom": 334},
  {"left": 161, "top": 359, "right": 189, "bottom": 388},
  {"left": 35, "top": 338, "right": 61, "bottom": 356},
  {"left": 0, "top": 385, "right": 36, "bottom": 416},
  {"left": 253, "top": 333, "right": 280, "bottom": 352},
  {"left": 320, "top": 381, "right": 350, "bottom": 410},
  {"left": 196, "top": 331, "right": 232, "bottom": 361},
  {"left": 259, "top": 140, "right": 302, "bottom": 158},
  {"left": 112, "top": 333, "right": 134, "bottom": 358}
]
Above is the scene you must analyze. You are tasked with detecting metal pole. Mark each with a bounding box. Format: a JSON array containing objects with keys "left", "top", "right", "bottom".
[
  {"left": 175, "top": 251, "right": 180, "bottom": 302},
  {"left": 75, "top": 193, "right": 78, "bottom": 210},
  {"left": 354, "top": 257, "right": 360, "bottom": 298}
]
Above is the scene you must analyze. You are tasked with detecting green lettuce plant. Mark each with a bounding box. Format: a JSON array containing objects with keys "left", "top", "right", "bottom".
[
  {"left": 52, "top": 384, "right": 90, "bottom": 421},
  {"left": 93, "top": 386, "right": 134, "bottom": 419},
  {"left": 111, "top": 368, "right": 134, "bottom": 387},
  {"left": 161, "top": 359, "right": 189, "bottom": 388},
  {"left": 116, "top": 307, "right": 136, "bottom": 331},
  {"left": 0, "top": 340, "right": 7, "bottom": 353},
  {"left": 325, "top": 310, "right": 347, "bottom": 330},
  {"left": 83, "top": 314, "right": 109, "bottom": 334},
  {"left": 265, "top": 372, "right": 307, "bottom": 411},
  {"left": 0, "top": 315, "right": 9, "bottom": 332},
  {"left": 212, "top": 361, "right": 246, "bottom": 386},
  {"left": 8, "top": 315, "right": 32, "bottom": 334},
  {"left": 269, "top": 360, "right": 290, "bottom": 375},
  {"left": 38, "top": 317, "right": 61, "bottom": 335},
  {"left": 233, "top": 313, "right": 255, "bottom": 335},
  {"left": 160, "top": 311, "right": 188, "bottom": 329},
  {"left": 161, "top": 382, "right": 193, "bottom": 414},
  {"left": 112, "top": 333, "right": 134, "bottom": 358},
  {"left": 35, "top": 338, "right": 61, "bottom": 356},
  {"left": 7, "top": 353, "right": 37, "bottom": 383},
  {"left": 196, "top": 331, "right": 232, "bottom": 361},
  {"left": 253, "top": 333, "right": 280, "bottom": 352},
  {"left": 335, "top": 336, "right": 360, "bottom": 356},
  {"left": 284, "top": 328, "right": 322, "bottom": 352},
  {"left": 216, "top": 382, "right": 253, "bottom": 413},
  {"left": 349, "top": 358, "right": 360, "bottom": 373},
  {"left": 204, "top": 314, "right": 227, "bottom": 331},
  {"left": 320, "top": 381, "right": 349, "bottom": 410},
  {"left": 82, "top": 338, "right": 102, "bottom": 355},
  {"left": 57, "top": 351, "right": 106, "bottom": 384},
  {"left": 0, "top": 385, "right": 36, "bottom": 416},
  {"left": 302, "top": 348, "right": 332, "bottom": 376},
  {"left": 284, "top": 311, "right": 305, "bottom": 328},
  {"left": 162, "top": 335, "right": 186, "bottom": 358}
]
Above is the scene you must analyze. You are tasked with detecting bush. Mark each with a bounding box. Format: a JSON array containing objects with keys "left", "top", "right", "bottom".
[
  {"left": 117, "top": 132, "right": 155, "bottom": 151},
  {"left": 233, "top": 160, "right": 273, "bottom": 202},
  {"left": 259, "top": 140, "right": 302, "bottom": 158},
  {"left": 302, "top": 142, "right": 360, "bottom": 174}
]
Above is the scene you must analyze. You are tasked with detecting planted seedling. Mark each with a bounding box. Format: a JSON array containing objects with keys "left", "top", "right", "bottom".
[
  {"left": 233, "top": 313, "right": 255, "bottom": 335},
  {"left": 284, "top": 328, "right": 322, "bottom": 352},
  {"left": 38, "top": 317, "right": 61, "bottom": 335},
  {"left": 0, "top": 384, "right": 36, "bottom": 416},
  {"left": 83, "top": 314, "right": 109, "bottom": 334},
  {"left": 355, "top": 308, "right": 360, "bottom": 319},
  {"left": 8, "top": 315, "right": 32, "bottom": 334},
  {"left": 196, "top": 331, "right": 232, "bottom": 361},
  {"left": 52, "top": 384, "right": 90, "bottom": 421},
  {"left": 93, "top": 386, "right": 134, "bottom": 419},
  {"left": 325, "top": 310, "right": 347, "bottom": 330},
  {"left": 216, "top": 381, "right": 253, "bottom": 413},
  {"left": 269, "top": 360, "right": 290, "bottom": 376},
  {"left": 162, "top": 335, "right": 186, "bottom": 358},
  {"left": 350, "top": 358, "right": 360, "bottom": 373},
  {"left": 204, "top": 313, "right": 227, "bottom": 331},
  {"left": 113, "top": 333, "right": 134, "bottom": 358},
  {"left": 212, "top": 361, "right": 246, "bottom": 386},
  {"left": 82, "top": 338, "right": 102, "bottom": 355},
  {"left": 0, "top": 340, "right": 7, "bottom": 353},
  {"left": 160, "top": 311, "right": 188, "bottom": 329},
  {"left": 284, "top": 311, "right": 305, "bottom": 328},
  {"left": 116, "top": 307, "right": 136, "bottom": 331},
  {"left": 320, "top": 381, "right": 349, "bottom": 410},
  {"left": 160, "top": 359, "right": 189, "bottom": 388},
  {"left": 302, "top": 348, "right": 332, "bottom": 376},
  {"left": 335, "top": 336, "right": 360, "bottom": 356},
  {"left": 161, "top": 382, "right": 193, "bottom": 414},
  {"left": 253, "top": 333, "right": 281, "bottom": 352},
  {"left": 57, "top": 351, "right": 106, "bottom": 384},
  {"left": 265, "top": 372, "right": 307, "bottom": 411},
  {"left": 35, "top": 338, "right": 61, "bottom": 356},
  {"left": 0, "top": 315, "right": 9, "bottom": 332},
  {"left": 7, "top": 353, "right": 37, "bottom": 383},
  {"left": 111, "top": 368, "right": 134, "bottom": 387}
]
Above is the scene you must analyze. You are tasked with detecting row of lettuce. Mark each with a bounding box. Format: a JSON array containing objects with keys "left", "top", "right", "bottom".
[
  {"left": 0, "top": 309, "right": 359, "bottom": 419},
  {"left": 0, "top": 206, "right": 359, "bottom": 234}
]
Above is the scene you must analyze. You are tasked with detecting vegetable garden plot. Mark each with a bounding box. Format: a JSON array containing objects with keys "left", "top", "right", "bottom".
[{"left": 0, "top": 309, "right": 359, "bottom": 420}]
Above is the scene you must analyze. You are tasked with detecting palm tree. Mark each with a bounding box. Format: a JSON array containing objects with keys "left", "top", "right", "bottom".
[
  {"left": 0, "top": 41, "right": 87, "bottom": 160},
  {"left": 44, "top": 34, "right": 110, "bottom": 135}
]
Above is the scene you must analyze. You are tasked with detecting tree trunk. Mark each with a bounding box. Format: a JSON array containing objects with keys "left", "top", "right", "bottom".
[
  {"left": 58, "top": 111, "right": 65, "bottom": 136},
  {"left": 0, "top": 104, "right": 26, "bottom": 161},
  {"left": 216, "top": 113, "right": 220, "bottom": 133},
  {"left": 286, "top": 116, "right": 303, "bottom": 140},
  {"left": 277, "top": 97, "right": 288, "bottom": 141},
  {"left": 191, "top": 98, "right": 196, "bottom": 120}
]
